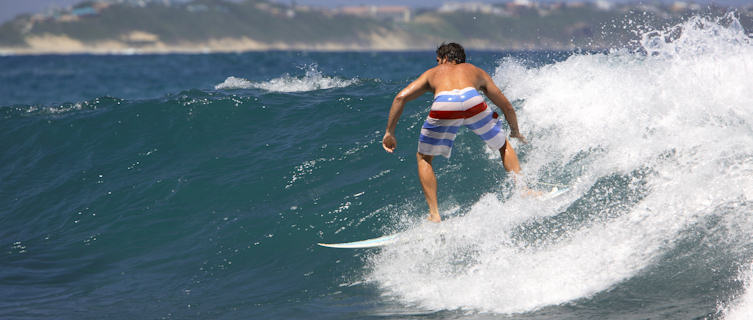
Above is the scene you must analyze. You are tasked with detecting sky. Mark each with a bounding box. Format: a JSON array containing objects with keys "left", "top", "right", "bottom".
[{"left": 0, "top": 0, "right": 749, "bottom": 24}]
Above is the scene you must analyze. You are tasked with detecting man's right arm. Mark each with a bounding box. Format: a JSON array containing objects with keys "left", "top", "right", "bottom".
[
  {"left": 477, "top": 68, "right": 526, "bottom": 143},
  {"left": 383, "top": 70, "right": 432, "bottom": 153}
]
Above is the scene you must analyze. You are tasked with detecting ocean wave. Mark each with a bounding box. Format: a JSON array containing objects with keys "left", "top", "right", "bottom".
[
  {"left": 214, "top": 64, "right": 358, "bottom": 92},
  {"left": 368, "top": 14, "right": 753, "bottom": 314}
]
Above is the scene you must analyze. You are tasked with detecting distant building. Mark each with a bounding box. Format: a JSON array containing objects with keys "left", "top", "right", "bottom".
[
  {"left": 669, "top": 1, "right": 700, "bottom": 12},
  {"left": 92, "top": 2, "right": 111, "bottom": 11},
  {"left": 71, "top": 7, "right": 97, "bottom": 16},
  {"left": 438, "top": 2, "right": 509, "bottom": 16},
  {"left": 186, "top": 4, "right": 208, "bottom": 12},
  {"left": 254, "top": 2, "right": 283, "bottom": 15},
  {"left": 57, "top": 14, "right": 79, "bottom": 22},
  {"left": 594, "top": 0, "right": 612, "bottom": 11},
  {"left": 548, "top": 2, "right": 564, "bottom": 10},
  {"left": 635, "top": 4, "right": 664, "bottom": 16},
  {"left": 338, "top": 5, "right": 411, "bottom": 23},
  {"left": 54, "top": 3, "right": 102, "bottom": 22},
  {"left": 377, "top": 6, "right": 411, "bottom": 22},
  {"left": 115, "top": 0, "right": 149, "bottom": 7}
]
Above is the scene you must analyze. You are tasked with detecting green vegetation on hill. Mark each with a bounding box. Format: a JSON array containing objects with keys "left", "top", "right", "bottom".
[
  {"left": 0, "top": 16, "right": 29, "bottom": 46},
  {"left": 0, "top": 0, "right": 750, "bottom": 52},
  {"left": 18, "top": 0, "right": 384, "bottom": 44}
]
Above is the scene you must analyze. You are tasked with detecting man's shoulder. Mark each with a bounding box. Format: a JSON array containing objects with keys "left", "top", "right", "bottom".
[
  {"left": 420, "top": 65, "right": 439, "bottom": 76},
  {"left": 425, "top": 64, "right": 444, "bottom": 72},
  {"left": 462, "top": 62, "right": 484, "bottom": 73},
  {"left": 426, "top": 63, "right": 480, "bottom": 73}
]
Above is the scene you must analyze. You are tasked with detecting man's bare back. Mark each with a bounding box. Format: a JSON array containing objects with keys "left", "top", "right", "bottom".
[{"left": 425, "top": 62, "right": 487, "bottom": 94}]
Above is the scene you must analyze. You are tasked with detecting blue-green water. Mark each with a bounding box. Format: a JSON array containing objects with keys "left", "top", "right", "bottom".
[{"left": 3, "top": 16, "right": 753, "bottom": 319}]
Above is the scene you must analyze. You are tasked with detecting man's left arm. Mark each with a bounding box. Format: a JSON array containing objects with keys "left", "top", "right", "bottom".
[{"left": 478, "top": 69, "right": 527, "bottom": 143}]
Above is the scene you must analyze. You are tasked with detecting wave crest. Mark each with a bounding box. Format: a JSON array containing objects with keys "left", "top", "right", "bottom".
[{"left": 215, "top": 65, "right": 357, "bottom": 92}]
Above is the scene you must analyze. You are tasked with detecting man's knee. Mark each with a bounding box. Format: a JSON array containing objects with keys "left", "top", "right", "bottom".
[
  {"left": 417, "top": 152, "right": 433, "bottom": 164},
  {"left": 499, "top": 140, "right": 508, "bottom": 158}
]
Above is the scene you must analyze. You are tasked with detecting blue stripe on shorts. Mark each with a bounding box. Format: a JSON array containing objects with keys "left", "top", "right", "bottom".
[
  {"left": 422, "top": 122, "right": 460, "bottom": 134},
  {"left": 465, "top": 113, "right": 494, "bottom": 130},
  {"left": 479, "top": 124, "right": 502, "bottom": 141},
  {"left": 419, "top": 134, "right": 454, "bottom": 147}
]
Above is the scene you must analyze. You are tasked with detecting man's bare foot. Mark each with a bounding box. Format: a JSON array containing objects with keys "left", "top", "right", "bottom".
[
  {"left": 427, "top": 214, "right": 442, "bottom": 223},
  {"left": 522, "top": 187, "right": 545, "bottom": 197}
]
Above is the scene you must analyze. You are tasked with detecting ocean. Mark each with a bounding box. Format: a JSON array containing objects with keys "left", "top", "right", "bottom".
[{"left": 2, "top": 15, "right": 753, "bottom": 319}]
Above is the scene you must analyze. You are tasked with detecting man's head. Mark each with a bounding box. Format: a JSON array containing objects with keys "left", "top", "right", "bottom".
[{"left": 436, "top": 42, "right": 466, "bottom": 64}]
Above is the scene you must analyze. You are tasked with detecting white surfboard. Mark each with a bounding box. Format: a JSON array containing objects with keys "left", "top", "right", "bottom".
[
  {"left": 538, "top": 186, "right": 570, "bottom": 200},
  {"left": 317, "top": 233, "right": 399, "bottom": 249},
  {"left": 320, "top": 183, "right": 569, "bottom": 249}
]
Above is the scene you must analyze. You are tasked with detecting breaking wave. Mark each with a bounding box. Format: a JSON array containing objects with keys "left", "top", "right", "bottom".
[
  {"left": 214, "top": 64, "right": 357, "bottom": 92},
  {"left": 366, "top": 14, "right": 753, "bottom": 314}
]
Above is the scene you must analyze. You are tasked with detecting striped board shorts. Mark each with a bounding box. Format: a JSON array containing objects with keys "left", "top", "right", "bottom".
[{"left": 418, "top": 87, "right": 507, "bottom": 158}]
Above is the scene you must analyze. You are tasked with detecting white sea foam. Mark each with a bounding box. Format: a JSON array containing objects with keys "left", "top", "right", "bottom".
[
  {"left": 213, "top": 76, "right": 254, "bottom": 90},
  {"left": 368, "top": 14, "right": 753, "bottom": 314},
  {"left": 214, "top": 64, "right": 357, "bottom": 92},
  {"left": 724, "top": 263, "right": 753, "bottom": 320}
]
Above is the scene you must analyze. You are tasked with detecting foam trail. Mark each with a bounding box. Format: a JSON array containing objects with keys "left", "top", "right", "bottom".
[
  {"left": 215, "top": 64, "right": 357, "bottom": 92},
  {"left": 367, "top": 15, "right": 753, "bottom": 314}
]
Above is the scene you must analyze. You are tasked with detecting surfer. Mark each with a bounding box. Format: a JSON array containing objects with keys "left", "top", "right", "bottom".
[{"left": 382, "top": 42, "right": 526, "bottom": 223}]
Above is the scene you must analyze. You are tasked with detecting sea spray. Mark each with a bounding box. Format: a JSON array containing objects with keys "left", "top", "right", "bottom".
[
  {"left": 725, "top": 263, "right": 753, "bottom": 319},
  {"left": 215, "top": 64, "right": 358, "bottom": 92},
  {"left": 367, "top": 15, "right": 753, "bottom": 314}
]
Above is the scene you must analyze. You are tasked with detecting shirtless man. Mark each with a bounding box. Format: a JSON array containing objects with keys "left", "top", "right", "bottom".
[{"left": 381, "top": 43, "right": 527, "bottom": 222}]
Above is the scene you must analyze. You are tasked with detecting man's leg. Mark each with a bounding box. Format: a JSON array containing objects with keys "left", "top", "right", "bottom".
[
  {"left": 499, "top": 138, "right": 544, "bottom": 196},
  {"left": 417, "top": 152, "right": 441, "bottom": 222},
  {"left": 499, "top": 138, "right": 521, "bottom": 173}
]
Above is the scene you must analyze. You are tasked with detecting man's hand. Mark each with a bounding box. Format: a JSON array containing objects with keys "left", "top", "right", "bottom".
[
  {"left": 510, "top": 131, "right": 528, "bottom": 144},
  {"left": 382, "top": 132, "right": 397, "bottom": 153}
]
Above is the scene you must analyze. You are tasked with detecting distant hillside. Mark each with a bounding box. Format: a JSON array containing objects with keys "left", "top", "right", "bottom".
[
  {"left": 0, "top": 0, "right": 750, "bottom": 54},
  {"left": 0, "top": 0, "right": 409, "bottom": 53}
]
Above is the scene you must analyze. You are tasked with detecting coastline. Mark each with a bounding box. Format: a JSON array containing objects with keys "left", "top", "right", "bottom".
[{"left": 0, "top": 34, "right": 583, "bottom": 56}]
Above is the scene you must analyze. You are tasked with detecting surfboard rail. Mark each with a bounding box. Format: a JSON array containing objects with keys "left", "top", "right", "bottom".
[{"left": 317, "top": 234, "right": 399, "bottom": 248}]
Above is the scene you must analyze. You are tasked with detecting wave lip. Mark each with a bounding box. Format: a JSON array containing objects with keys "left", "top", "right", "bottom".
[
  {"left": 214, "top": 76, "right": 254, "bottom": 90},
  {"left": 214, "top": 65, "right": 357, "bottom": 92}
]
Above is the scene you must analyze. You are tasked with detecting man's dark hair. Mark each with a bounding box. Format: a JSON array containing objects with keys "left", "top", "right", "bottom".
[{"left": 436, "top": 42, "right": 466, "bottom": 64}]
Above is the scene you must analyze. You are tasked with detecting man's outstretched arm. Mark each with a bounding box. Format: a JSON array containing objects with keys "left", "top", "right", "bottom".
[
  {"left": 383, "top": 71, "right": 432, "bottom": 153},
  {"left": 478, "top": 69, "right": 526, "bottom": 143}
]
